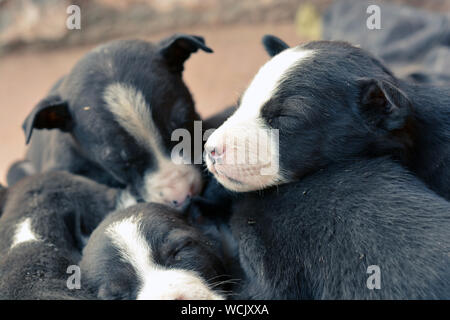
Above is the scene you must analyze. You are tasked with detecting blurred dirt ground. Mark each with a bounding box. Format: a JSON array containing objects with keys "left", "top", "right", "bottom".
[
  {"left": 0, "top": 22, "right": 302, "bottom": 184},
  {"left": 1, "top": 0, "right": 446, "bottom": 185}
]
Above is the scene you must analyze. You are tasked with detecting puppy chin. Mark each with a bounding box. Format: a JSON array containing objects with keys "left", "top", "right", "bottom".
[
  {"left": 213, "top": 173, "right": 257, "bottom": 192},
  {"left": 206, "top": 160, "right": 279, "bottom": 192}
]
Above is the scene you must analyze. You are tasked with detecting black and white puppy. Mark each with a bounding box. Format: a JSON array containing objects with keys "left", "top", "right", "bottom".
[
  {"left": 203, "top": 36, "right": 450, "bottom": 299},
  {"left": 0, "top": 172, "right": 118, "bottom": 299},
  {"left": 205, "top": 35, "right": 450, "bottom": 200},
  {"left": 231, "top": 157, "right": 450, "bottom": 299},
  {"left": 81, "top": 203, "right": 230, "bottom": 300},
  {"left": 8, "top": 34, "right": 213, "bottom": 209}
]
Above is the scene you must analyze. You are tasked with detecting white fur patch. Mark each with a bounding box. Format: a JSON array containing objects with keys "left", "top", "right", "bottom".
[
  {"left": 106, "top": 215, "right": 153, "bottom": 277},
  {"left": 223, "top": 47, "right": 313, "bottom": 127},
  {"left": 106, "top": 216, "right": 223, "bottom": 300},
  {"left": 103, "top": 83, "right": 165, "bottom": 163},
  {"left": 137, "top": 269, "right": 224, "bottom": 300},
  {"left": 10, "top": 218, "right": 40, "bottom": 249}
]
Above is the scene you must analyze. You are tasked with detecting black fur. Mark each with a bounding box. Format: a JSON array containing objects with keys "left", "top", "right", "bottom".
[
  {"left": 231, "top": 157, "right": 450, "bottom": 299},
  {"left": 7, "top": 34, "right": 212, "bottom": 200},
  {"left": 0, "top": 184, "right": 7, "bottom": 218},
  {"left": 262, "top": 35, "right": 290, "bottom": 57},
  {"left": 260, "top": 36, "right": 450, "bottom": 200},
  {"left": 0, "top": 172, "right": 117, "bottom": 299},
  {"left": 6, "top": 160, "right": 35, "bottom": 187}
]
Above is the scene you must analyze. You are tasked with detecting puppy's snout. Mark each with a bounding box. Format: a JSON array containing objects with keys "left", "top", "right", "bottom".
[
  {"left": 170, "top": 190, "right": 192, "bottom": 208},
  {"left": 142, "top": 162, "right": 202, "bottom": 209}
]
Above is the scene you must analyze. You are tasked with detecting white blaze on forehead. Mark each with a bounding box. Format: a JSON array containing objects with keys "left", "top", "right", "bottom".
[
  {"left": 226, "top": 47, "right": 314, "bottom": 125},
  {"left": 106, "top": 215, "right": 153, "bottom": 278},
  {"left": 11, "top": 218, "right": 40, "bottom": 249},
  {"left": 207, "top": 46, "right": 314, "bottom": 153},
  {"left": 103, "top": 82, "right": 165, "bottom": 163},
  {"left": 106, "top": 215, "right": 223, "bottom": 300}
]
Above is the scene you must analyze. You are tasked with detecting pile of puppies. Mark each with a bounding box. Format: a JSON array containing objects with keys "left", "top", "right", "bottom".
[{"left": 0, "top": 33, "right": 449, "bottom": 300}]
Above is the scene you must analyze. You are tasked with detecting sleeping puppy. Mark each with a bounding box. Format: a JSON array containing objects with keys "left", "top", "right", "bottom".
[
  {"left": 231, "top": 157, "right": 450, "bottom": 299},
  {"left": 205, "top": 35, "right": 450, "bottom": 200},
  {"left": 0, "top": 172, "right": 118, "bottom": 299},
  {"left": 7, "top": 34, "right": 213, "bottom": 209},
  {"left": 80, "top": 203, "right": 230, "bottom": 300},
  {"left": 203, "top": 36, "right": 450, "bottom": 299}
]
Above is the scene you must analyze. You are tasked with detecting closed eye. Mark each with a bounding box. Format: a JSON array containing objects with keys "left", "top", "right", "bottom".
[{"left": 171, "top": 240, "right": 194, "bottom": 260}]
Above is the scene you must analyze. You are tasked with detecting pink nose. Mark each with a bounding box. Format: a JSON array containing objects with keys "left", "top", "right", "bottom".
[{"left": 206, "top": 145, "right": 225, "bottom": 164}]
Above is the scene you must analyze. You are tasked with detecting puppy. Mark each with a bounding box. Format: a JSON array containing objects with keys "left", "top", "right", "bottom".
[
  {"left": 8, "top": 34, "right": 213, "bottom": 209},
  {"left": 81, "top": 203, "right": 230, "bottom": 300},
  {"left": 205, "top": 35, "right": 450, "bottom": 200},
  {"left": 0, "top": 172, "right": 118, "bottom": 299},
  {"left": 203, "top": 36, "right": 450, "bottom": 299},
  {"left": 231, "top": 157, "right": 450, "bottom": 299}
]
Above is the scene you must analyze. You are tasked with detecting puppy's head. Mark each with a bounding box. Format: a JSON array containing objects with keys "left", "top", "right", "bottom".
[
  {"left": 205, "top": 35, "right": 414, "bottom": 192},
  {"left": 81, "top": 203, "right": 228, "bottom": 300},
  {"left": 22, "top": 34, "right": 212, "bottom": 208}
]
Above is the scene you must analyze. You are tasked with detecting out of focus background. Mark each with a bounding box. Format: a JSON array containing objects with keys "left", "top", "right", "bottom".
[{"left": 0, "top": 0, "right": 449, "bottom": 184}]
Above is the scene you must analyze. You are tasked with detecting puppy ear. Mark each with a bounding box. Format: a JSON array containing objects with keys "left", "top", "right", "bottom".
[
  {"left": 357, "top": 78, "right": 412, "bottom": 131},
  {"left": 262, "top": 34, "right": 290, "bottom": 57},
  {"left": 159, "top": 34, "right": 213, "bottom": 72},
  {"left": 22, "top": 95, "right": 72, "bottom": 144}
]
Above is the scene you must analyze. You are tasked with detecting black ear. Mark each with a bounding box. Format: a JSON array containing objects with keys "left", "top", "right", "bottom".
[
  {"left": 159, "top": 34, "right": 213, "bottom": 72},
  {"left": 22, "top": 95, "right": 72, "bottom": 144},
  {"left": 262, "top": 34, "right": 290, "bottom": 57},
  {"left": 358, "top": 79, "right": 412, "bottom": 131}
]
